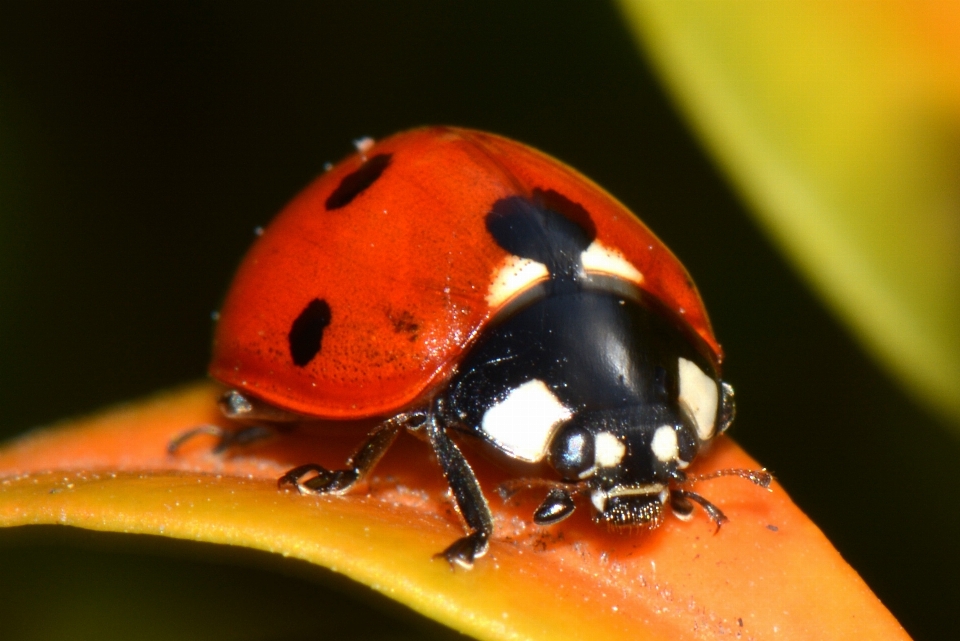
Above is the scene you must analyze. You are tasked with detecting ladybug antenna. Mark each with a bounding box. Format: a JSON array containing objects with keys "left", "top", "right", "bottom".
[{"left": 679, "top": 467, "right": 773, "bottom": 490}]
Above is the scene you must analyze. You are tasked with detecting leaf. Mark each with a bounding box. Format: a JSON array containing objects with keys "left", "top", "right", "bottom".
[
  {"left": 0, "top": 382, "right": 908, "bottom": 640},
  {"left": 618, "top": 0, "right": 960, "bottom": 426}
]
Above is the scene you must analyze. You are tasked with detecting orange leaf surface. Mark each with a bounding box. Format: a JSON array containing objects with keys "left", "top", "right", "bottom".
[{"left": 0, "top": 382, "right": 908, "bottom": 641}]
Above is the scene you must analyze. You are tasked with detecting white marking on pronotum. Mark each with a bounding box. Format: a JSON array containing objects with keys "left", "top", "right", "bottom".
[
  {"left": 591, "top": 489, "right": 607, "bottom": 512},
  {"left": 650, "top": 425, "right": 679, "bottom": 463},
  {"left": 480, "top": 379, "right": 571, "bottom": 463},
  {"left": 678, "top": 357, "right": 719, "bottom": 440},
  {"left": 581, "top": 241, "right": 644, "bottom": 284},
  {"left": 595, "top": 431, "right": 627, "bottom": 468},
  {"left": 485, "top": 255, "right": 550, "bottom": 308}
]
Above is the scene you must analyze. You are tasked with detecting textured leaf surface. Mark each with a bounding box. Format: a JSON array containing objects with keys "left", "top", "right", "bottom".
[{"left": 0, "top": 383, "right": 908, "bottom": 640}]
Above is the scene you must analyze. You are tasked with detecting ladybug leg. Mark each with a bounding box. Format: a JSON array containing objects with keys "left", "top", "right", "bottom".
[
  {"left": 169, "top": 390, "right": 303, "bottom": 455},
  {"left": 425, "top": 420, "right": 494, "bottom": 569},
  {"left": 669, "top": 488, "right": 729, "bottom": 533},
  {"left": 167, "top": 424, "right": 275, "bottom": 455},
  {"left": 278, "top": 417, "right": 406, "bottom": 495}
]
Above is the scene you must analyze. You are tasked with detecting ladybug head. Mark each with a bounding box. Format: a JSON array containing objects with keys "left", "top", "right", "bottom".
[
  {"left": 506, "top": 376, "right": 752, "bottom": 533},
  {"left": 544, "top": 402, "right": 707, "bottom": 529}
]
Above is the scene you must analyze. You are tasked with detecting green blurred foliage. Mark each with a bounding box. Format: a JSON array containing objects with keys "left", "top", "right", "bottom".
[
  {"left": 620, "top": 0, "right": 960, "bottom": 425},
  {"left": 0, "top": 2, "right": 954, "bottom": 640}
]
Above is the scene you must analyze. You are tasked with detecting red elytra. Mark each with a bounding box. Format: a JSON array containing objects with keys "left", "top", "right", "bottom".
[{"left": 210, "top": 127, "right": 720, "bottom": 419}]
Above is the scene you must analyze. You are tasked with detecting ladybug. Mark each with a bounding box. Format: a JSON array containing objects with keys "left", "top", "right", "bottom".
[{"left": 175, "top": 127, "right": 770, "bottom": 568}]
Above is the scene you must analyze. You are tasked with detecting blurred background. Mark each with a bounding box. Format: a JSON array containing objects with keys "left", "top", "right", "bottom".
[{"left": 0, "top": 3, "right": 955, "bottom": 640}]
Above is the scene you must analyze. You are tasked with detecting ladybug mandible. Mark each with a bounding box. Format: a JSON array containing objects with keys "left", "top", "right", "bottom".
[{"left": 177, "top": 127, "right": 770, "bottom": 568}]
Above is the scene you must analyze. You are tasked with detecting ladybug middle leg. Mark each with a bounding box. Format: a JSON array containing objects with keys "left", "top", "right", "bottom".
[
  {"left": 278, "top": 412, "right": 420, "bottom": 494},
  {"left": 425, "top": 418, "right": 494, "bottom": 569}
]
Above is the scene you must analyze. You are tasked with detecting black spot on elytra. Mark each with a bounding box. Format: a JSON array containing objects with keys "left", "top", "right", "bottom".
[
  {"left": 325, "top": 153, "right": 392, "bottom": 210},
  {"left": 532, "top": 188, "right": 596, "bottom": 239},
  {"left": 288, "top": 298, "right": 331, "bottom": 367},
  {"left": 485, "top": 188, "right": 596, "bottom": 281}
]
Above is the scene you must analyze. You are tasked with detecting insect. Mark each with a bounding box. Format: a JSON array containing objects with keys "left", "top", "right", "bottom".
[{"left": 173, "top": 127, "right": 770, "bottom": 568}]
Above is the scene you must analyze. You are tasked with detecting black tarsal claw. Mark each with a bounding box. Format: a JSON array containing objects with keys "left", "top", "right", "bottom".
[
  {"left": 713, "top": 513, "right": 730, "bottom": 534},
  {"left": 277, "top": 468, "right": 308, "bottom": 492},
  {"left": 435, "top": 532, "right": 489, "bottom": 570},
  {"left": 304, "top": 469, "right": 358, "bottom": 493}
]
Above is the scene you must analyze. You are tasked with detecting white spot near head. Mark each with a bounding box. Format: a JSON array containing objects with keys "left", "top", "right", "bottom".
[
  {"left": 650, "top": 425, "right": 679, "bottom": 463},
  {"left": 590, "top": 488, "right": 607, "bottom": 512},
  {"left": 594, "top": 431, "right": 626, "bottom": 468},
  {"left": 678, "top": 357, "right": 719, "bottom": 440},
  {"left": 481, "top": 379, "right": 571, "bottom": 463},
  {"left": 486, "top": 255, "right": 550, "bottom": 309},
  {"left": 581, "top": 241, "right": 644, "bottom": 285}
]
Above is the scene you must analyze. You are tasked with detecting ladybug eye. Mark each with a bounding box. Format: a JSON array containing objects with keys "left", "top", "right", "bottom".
[{"left": 549, "top": 423, "right": 595, "bottom": 480}]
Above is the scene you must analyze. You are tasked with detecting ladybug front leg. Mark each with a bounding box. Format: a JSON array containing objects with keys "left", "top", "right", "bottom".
[
  {"left": 425, "top": 420, "right": 494, "bottom": 569},
  {"left": 669, "top": 488, "right": 729, "bottom": 533},
  {"left": 278, "top": 415, "right": 409, "bottom": 494}
]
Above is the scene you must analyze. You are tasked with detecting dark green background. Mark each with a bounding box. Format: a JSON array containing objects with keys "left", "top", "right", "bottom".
[{"left": 0, "top": 3, "right": 954, "bottom": 640}]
